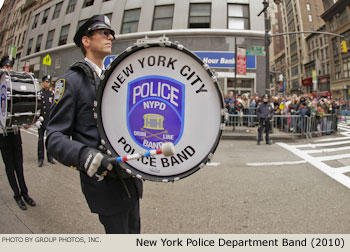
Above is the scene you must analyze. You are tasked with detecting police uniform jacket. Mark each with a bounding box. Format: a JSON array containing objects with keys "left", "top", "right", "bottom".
[
  {"left": 46, "top": 62, "right": 143, "bottom": 215},
  {"left": 39, "top": 88, "right": 54, "bottom": 128},
  {"left": 256, "top": 102, "right": 274, "bottom": 120}
]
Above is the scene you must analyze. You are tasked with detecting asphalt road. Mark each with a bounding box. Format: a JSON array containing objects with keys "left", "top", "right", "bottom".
[{"left": 1, "top": 124, "right": 350, "bottom": 234}]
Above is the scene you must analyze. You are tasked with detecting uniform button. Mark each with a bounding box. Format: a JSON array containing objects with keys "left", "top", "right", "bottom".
[
  {"left": 43, "top": 106, "right": 46, "bottom": 109},
  {"left": 43, "top": 101, "right": 45, "bottom": 104},
  {"left": 44, "top": 112, "right": 46, "bottom": 114}
]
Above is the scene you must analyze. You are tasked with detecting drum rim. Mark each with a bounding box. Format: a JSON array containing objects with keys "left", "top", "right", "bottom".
[
  {"left": 96, "top": 41, "right": 224, "bottom": 182},
  {"left": 0, "top": 70, "right": 8, "bottom": 129}
]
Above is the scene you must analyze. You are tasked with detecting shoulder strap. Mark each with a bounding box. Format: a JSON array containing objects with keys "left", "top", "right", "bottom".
[
  {"left": 69, "top": 60, "right": 100, "bottom": 91},
  {"left": 69, "top": 60, "right": 95, "bottom": 81}
]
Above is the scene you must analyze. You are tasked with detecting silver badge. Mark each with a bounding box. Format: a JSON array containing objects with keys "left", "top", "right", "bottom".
[{"left": 104, "top": 16, "right": 111, "bottom": 26}]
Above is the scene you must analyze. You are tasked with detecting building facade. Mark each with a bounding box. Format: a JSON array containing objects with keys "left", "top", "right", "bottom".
[
  {"left": 321, "top": 0, "right": 350, "bottom": 99},
  {"left": 18, "top": 0, "right": 269, "bottom": 95},
  {"left": 304, "top": 24, "right": 330, "bottom": 97},
  {"left": 0, "top": 0, "right": 42, "bottom": 70},
  {"left": 269, "top": 0, "right": 286, "bottom": 95},
  {"left": 277, "top": 0, "right": 325, "bottom": 95}
]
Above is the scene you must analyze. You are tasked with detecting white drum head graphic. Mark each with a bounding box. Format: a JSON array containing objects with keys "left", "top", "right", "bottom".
[{"left": 96, "top": 42, "right": 224, "bottom": 182}]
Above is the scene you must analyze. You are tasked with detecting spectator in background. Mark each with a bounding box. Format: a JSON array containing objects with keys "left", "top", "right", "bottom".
[{"left": 248, "top": 95, "right": 256, "bottom": 127}]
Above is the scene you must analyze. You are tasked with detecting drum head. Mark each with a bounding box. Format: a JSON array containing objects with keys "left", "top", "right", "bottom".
[
  {"left": 96, "top": 41, "right": 224, "bottom": 182},
  {"left": 0, "top": 71, "right": 8, "bottom": 129}
]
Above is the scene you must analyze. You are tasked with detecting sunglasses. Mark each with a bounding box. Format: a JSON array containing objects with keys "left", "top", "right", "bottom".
[{"left": 93, "top": 29, "right": 114, "bottom": 39}]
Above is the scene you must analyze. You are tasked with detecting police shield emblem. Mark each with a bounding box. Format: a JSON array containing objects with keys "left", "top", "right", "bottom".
[
  {"left": 127, "top": 75, "right": 185, "bottom": 150},
  {"left": 54, "top": 79, "right": 65, "bottom": 104}
]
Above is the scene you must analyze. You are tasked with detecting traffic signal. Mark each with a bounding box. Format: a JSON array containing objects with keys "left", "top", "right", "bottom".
[{"left": 341, "top": 40, "right": 348, "bottom": 53}]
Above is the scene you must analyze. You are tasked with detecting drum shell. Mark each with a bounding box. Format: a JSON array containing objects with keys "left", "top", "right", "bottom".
[{"left": 0, "top": 71, "right": 40, "bottom": 129}]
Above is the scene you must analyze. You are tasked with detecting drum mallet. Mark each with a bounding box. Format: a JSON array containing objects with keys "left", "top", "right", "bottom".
[{"left": 108, "top": 142, "right": 175, "bottom": 163}]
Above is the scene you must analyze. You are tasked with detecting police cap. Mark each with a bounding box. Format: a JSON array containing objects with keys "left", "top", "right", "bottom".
[
  {"left": 42, "top": 75, "right": 52, "bottom": 82},
  {"left": 0, "top": 56, "right": 14, "bottom": 68},
  {"left": 262, "top": 94, "right": 269, "bottom": 99},
  {"left": 73, "top": 15, "right": 115, "bottom": 47}
]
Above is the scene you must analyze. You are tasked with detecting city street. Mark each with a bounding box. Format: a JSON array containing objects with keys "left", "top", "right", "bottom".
[{"left": 1, "top": 122, "right": 350, "bottom": 234}]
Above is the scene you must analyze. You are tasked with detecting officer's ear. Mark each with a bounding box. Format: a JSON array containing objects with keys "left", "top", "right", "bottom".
[{"left": 82, "top": 36, "right": 91, "bottom": 48}]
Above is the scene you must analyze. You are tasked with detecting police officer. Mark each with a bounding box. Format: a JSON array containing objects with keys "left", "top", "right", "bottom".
[
  {"left": 256, "top": 94, "right": 274, "bottom": 145},
  {"left": 0, "top": 56, "right": 36, "bottom": 210},
  {"left": 46, "top": 15, "right": 142, "bottom": 234},
  {"left": 36, "top": 75, "right": 55, "bottom": 167}
]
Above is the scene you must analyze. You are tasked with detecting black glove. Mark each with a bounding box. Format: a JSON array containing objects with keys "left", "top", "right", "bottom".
[{"left": 79, "top": 148, "right": 112, "bottom": 181}]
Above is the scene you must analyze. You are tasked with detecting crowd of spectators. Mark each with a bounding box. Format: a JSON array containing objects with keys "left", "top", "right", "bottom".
[{"left": 224, "top": 91, "right": 347, "bottom": 135}]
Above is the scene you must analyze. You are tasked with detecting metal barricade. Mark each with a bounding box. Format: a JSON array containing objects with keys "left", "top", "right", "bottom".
[{"left": 224, "top": 113, "right": 339, "bottom": 138}]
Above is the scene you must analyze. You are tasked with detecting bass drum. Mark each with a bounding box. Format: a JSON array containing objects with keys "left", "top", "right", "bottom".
[
  {"left": 0, "top": 70, "right": 40, "bottom": 132},
  {"left": 96, "top": 39, "right": 224, "bottom": 182}
]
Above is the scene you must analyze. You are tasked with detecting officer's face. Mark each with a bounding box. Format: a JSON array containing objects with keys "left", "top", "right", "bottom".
[
  {"left": 43, "top": 80, "right": 51, "bottom": 89},
  {"left": 2, "top": 65, "right": 12, "bottom": 72},
  {"left": 85, "top": 29, "right": 113, "bottom": 57}
]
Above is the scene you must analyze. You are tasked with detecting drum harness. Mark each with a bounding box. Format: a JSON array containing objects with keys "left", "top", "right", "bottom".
[{"left": 70, "top": 61, "right": 132, "bottom": 198}]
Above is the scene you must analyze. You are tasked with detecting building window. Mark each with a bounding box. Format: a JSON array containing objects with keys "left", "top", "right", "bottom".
[
  {"left": 66, "top": 0, "right": 77, "bottom": 14},
  {"left": 291, "top": 78, "right": 299, "bottom": 89},
  {"left": 228, "top": 4, "right": 249, "bottom": 30},
  {"left": 52, "top": 2, "right": 63, "bottom": 19},
  {"left": 83, "top": 0, "right": 94, "bottom": 8},
  {"left": 152, "top": 5, "right": 174, "bottom": 31},
  {"left": 291, "top": 66, "right": 299, "bottom": 76},
  {"left": 45, "top": 30, "right": 55, "bottom": 49},
  {"left": 332, "top": 37, "right": 338, "bottom": 57},
  {"left": 32, "top": 14, "right": 39, "bottom": 29},
  {"left": 22, "top": 31, "right": 26, "bottom": 46},
  {"left": 121, "top": 9, "right": 141, "bottom": 34},
  {"left": 335, "top": 61, "right": 341, "bottom": 80},
  {"left": 291, "top": 53, "right": 298, "bottom": 64},
  {"left": 58, "top": 25, "right": 70, "bottom": 46},
  {"left": 306, "top": 3, "right": 311, "bottom": 11},
  {"left": 308, "top": 14, "right": 312, "bottom": 22},
  {"left": 337, "top": 9, "right": 348, "bottom": 26},
  {"left": 344, "top": 57, "right": 350, "bottom": 78},
  {"left": 77, "top": 19, "right": 88, "bottom": 32},
  {"left": 41, "top": 8, "right": 50, "bottom": 24},
  {"left": 35, "top": 34, "right": 42, "bottom": 52},
  {"left": 188, "top": 3, "right": 211, "bottom": 28},
  {"left": 17, "top": 33, "right": 21, "bottom": 47},
  {"left": 329, "top": 18, "right": 336, "bottom": 32},
  {"left": 27, "top": 38, "right": 33, "bottom": 55}
]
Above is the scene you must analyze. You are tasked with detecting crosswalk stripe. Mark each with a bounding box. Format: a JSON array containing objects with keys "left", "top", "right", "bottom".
[
  {"left": 277, "top": 142, "right": 350, "bottom": 189},
  {"left": 304, "top": 146, "right": 350, "bottom": 154}
]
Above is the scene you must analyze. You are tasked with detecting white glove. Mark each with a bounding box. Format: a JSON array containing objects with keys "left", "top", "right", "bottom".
[
  {"left": 34, "top": 120, "right": 42, "bottom": 129},
  {"left": 80, "top": 148, "right": 113, "bottom": 181}
]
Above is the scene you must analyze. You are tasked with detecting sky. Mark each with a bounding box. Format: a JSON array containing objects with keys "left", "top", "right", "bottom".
[{"left": 0, "top": 0, "right": 3, "bottom": 10}]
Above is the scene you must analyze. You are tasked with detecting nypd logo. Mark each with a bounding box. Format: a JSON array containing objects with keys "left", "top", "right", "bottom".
[{"left": 127, "top": 76, "right": 185, "bottom": 150}]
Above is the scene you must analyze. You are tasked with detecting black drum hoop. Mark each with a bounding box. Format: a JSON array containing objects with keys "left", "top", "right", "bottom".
[{"left": 96, "top": 41, "right": 225, "bottom": 182}]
